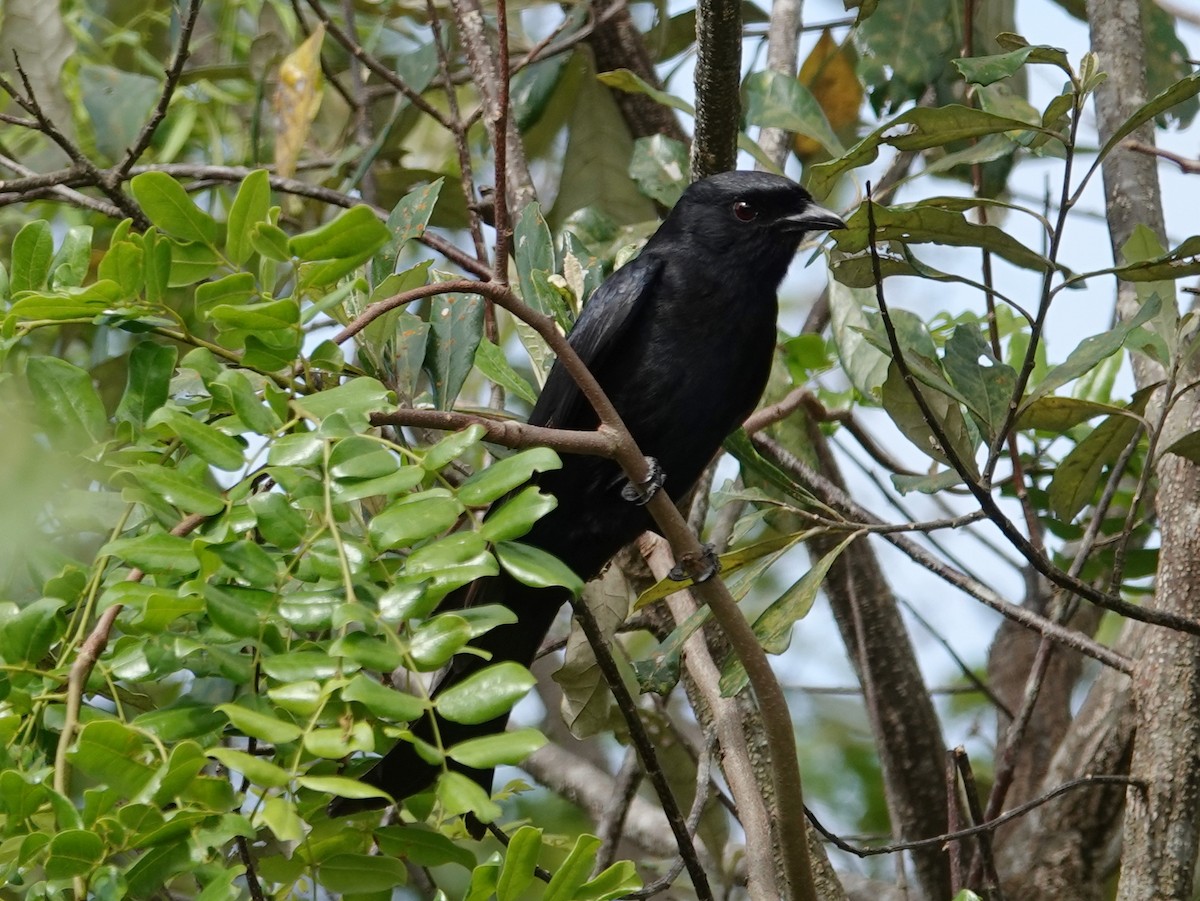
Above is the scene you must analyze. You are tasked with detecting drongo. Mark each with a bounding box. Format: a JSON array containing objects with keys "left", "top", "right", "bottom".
[{"left": 330, "top": 170, "right": 845, "bottom": 822}]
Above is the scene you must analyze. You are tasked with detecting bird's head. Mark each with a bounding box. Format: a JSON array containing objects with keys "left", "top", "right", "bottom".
[{"left": 656, "top": 171, "right": 845, "bottom": 283}]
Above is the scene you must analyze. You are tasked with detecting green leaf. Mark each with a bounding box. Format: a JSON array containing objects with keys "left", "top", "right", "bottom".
[
  {"left": 374, "top": 824, "right": 476, "bottom": 870},
  {"left": 481, "top": 487, "right": 558, "bottom": 542},
  {"left": 423, "top": 424, "right": 486, "bottom": 471},
  {"left": 449, "top": 728, "right": 547, "bottom": 770},
  {"left": 207, "top": 298, "right": 298, "bottom": 331},
  {"left": 372, "top": 179, "right": 445, "bottom": 282},
  {"left": 834, "top": 201, "right": 1059, "bottom": 276},
  {"left": 148, "top": 407, "right": 247, "bottom": 471},
  {"left": 226, "top": 169, "right": 271, "bottom": 265},
  {"left": 298, "top": 775, "right": 391, "bottom": 802},
  {"left": 251, "top": 222, "right": 291, "bottom": 262},
  {"left": 101, "top": 533, "right": 201, "bottom": 575},
  {"left": 116, "top": 342, "right": 177, "bottom": 427},
  {"left": 474, "top": 339, "right": 540, "bottom": 405},
  {"left": 26, "top": 357, "right": 108, "bottom": 448},
  {"left": 206, "top": 747, "right": 291, "bottom": 788},
  {"left": 828, "top": 273, "right": 890, "bottom": 400},
  {"left": 743, "top": 69, "right": 843, "bottom": 156},
  {"left": 544, "top": 834, "right": 603, "bottom": 901},
  {"left": 1016, "top": 396, "right": 1124, "bottom": 432},
  {"left": 98, "top": 239, "right": 145, "bottom": 295},
  {"left": 944, "top": 324, "right": 1017, "bottom": 444},
  {"left": 496, "top": 826, "right": 542, "bottom": 901},
  {"left": 131, "top": 463, "right": 226, "bottom": 515},
  {"left": 809, "top": 105, "right": 1045, "bottom": 197},
  {"left": 1023, "top": 295, "right": 1162, "bottom": 405},
  {"left": 342, "top": 673, "right": 428, "bottom": 721},
  {"left": 319, "top": 854, "right": 408, "bottom": 897},
  {"left": 881, "top": 361, "right": 979, "bottom": 477},
  {"left": 289, "top": 204, "right": 390, "bottom": 261},
  {"left": 217, "top": 703, "right": 303, "bottom": 744},
  {"left": 1096, "top": 72, "right": 1200, "bottom": 165},
  {"left": 10, "top": 220, "right": 54, "bottom": 293},
  {"left": 721, "top": 533, "right": 859, "bottom": 695},
  {"left": 331, "top": 631, "right": 404, "bottom": 672},
  {"left": 629, "top": 135, "right": 690, "bottom": 206},
  {"left": 45, "top": 830, "right": 105, "bottom": 879},
  {"left": 50, "top": 225, "right": 94, "bottom": 289},
  {"left": 576, "top": 860, "right": 642, "bottom": 900},
  {"left": 426, "top": 287, "right": 484, "bottom": 409},
  {"left": 214, "top": 369, "right": 283, "bottom": 434},
  {"left": 515, "top": 202, "right": 557, "bottom": 312},
  {"left": 369, "top": 491, "right": 465, "bottom": 549},
  {"left": 496, "top": 541, "right": 583, "bottom": 593},
  {"left": 295, "top": 377, "right": 394, "bottom": 429},
  {"left": 1047, "top": 389, "right": 1152, "bottom": 523},
  {"left": 328, "top": 436, "right": 399, "bottom": 480},
  {"left": 131, "top": 172, "right": 220, "bottom": 244},
  {"left": 0, "top": 597, "right": 64, "bottom": 665},
  {"left": 953, "top": 44, "right": 1070, "bottom": 87},
  {"left": 195, "top": 272, "right": 257, "bottom": 311},
  {"left": 438, "top": 770, "right": 502, "bottom": 822},
  {"left": 72, "top": 721, "right": 157, "bottom": 798},
  {"left": 436, "top": 662, "right": 537, "bottom": 724},
  {"left": 409, "top": 614, "right": 474, "bottom": 670},
  {"left": 305, "top": 722, "right": 374, "bottom": 758},
  {"left": 457, "top": 447, "right": 562, "bottom": 505}
]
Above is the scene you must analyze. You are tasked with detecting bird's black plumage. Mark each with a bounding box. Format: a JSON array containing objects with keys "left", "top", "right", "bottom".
[{"left": 330, "top": 171, "right": 844, "bottom": 822}]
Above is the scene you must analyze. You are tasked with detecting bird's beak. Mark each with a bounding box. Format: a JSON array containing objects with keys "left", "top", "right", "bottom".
[{"left": 781, "top": 204, "right": 846, "bottom": 233}]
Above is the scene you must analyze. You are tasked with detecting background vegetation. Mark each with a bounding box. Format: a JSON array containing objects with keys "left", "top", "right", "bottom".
[{"left": 2, "top": 0, "right": 1200, "bottom": 899}]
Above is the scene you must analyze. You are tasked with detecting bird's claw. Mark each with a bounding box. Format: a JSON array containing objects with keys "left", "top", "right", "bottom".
[
  {"left": 620, "top": 456, "right": 665, "bottom": 506},
  {"left": 668, "top": 543, "right": 721, "bottom": 583}
]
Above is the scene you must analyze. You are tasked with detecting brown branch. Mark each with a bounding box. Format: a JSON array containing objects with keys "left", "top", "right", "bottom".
[
  {"left": 303, "top": 0, "right": 457, "bottom": 130},
  {"left": 808, "top": 775, "right": 1141, "bottom": 857},
  {"left": 116, "top": 0, "right": 202, "bottom": 177},
  {"left": 54, "top": 513, "right": 208, "bottom": 795},
  {"left": 369, "top": 408, "right": 616, "bottom": 458}
]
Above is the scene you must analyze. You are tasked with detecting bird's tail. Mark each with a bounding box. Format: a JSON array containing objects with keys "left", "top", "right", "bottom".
[{"left": 327, "top": 572, "right": 564, "bottom": 819}]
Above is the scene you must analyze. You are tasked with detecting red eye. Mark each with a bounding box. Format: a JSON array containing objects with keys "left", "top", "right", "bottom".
[{"left": 732, "top": 200, "right": 758, "bottom": 222}]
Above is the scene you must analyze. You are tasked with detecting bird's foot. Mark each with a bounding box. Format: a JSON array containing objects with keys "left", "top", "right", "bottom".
[
  {"left": 620, "top": 456, "right": 665, "bottom": 506},
  {"left": 668, "top": 543, "right": 721, "bottom": 583}
]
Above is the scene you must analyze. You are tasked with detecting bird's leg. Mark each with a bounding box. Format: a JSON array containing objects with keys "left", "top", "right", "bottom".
[
  {"left": 668, "top": 543, "right": 721, "bottom": 583},
  {"left": 619, "top": 456, "right": 665, "bottom": 506}
]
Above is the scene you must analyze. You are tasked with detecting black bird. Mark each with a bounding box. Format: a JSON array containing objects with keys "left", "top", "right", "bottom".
[{"left": 330, "top": 171, "right": 844, "bottom": 822}]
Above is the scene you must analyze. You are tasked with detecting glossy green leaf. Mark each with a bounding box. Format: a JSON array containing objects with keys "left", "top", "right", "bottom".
[
  {"left": 457, "top": 447, "right": 562, "bottom": 505},
  {"left": 131, "top": 172, "right": 220, "bottom": 244},
  {"left": 116, "top": 342, "right": 177, "bottom": 427},
  {"left": 449, "top": 728, "right": 547, "bottom": 770},
  {"left": 72, "top": 721, "right": 157, "bottom": 798},
  {"left": 290, "top": 204, "right": 390, "bottom": 260},
  {"left": 369, "top": 491, "right": 464, "bottom": 549},
  {"left": 207, "top": 298, "right": 298, "bottom": 331},
  {"left": 196, "top": 272, "right": 257, "bottom": 311},
  {"left": 331, "top": 632, "right": 404, "bottom": 671},
  {"left": 45, "top": 829, "right": 105, "bottom": 879},
  {"left": 544, "top": 834, "right": 603, "bottom": 901},
  {"left": 97, "top": 239, "right": 144, "bottom": 295},
  {"left": 944, "top": 324, "right": 1017, "bottom": 444},
  {"left": 576, "top": 861, "right": 642, "bottom": 901},
  {"left": 495, "top": 541, "right": 583, "bottom": 594},
  {"left": 1096, "top": 72, "right": 1200, "bottom": 166},
  {"left": 206, "top": 747, "right": 291, "bottom": 788},
  {"left": 217, "top": 703, "right": 302, "bottom": 744},
  {"left": 423, "top": 424, "right": 486, "bottom": 471},
  {"left": 881, "top": 361, "right": 979, "bottom": 477},
  {"left": 372, "top": 179, "right": 444, "bottom": 282},
  {"left": 374, "top": 824, "right": 477, "bottom": 870},
  {"left": 480, "top": 486, "right": 558, "bottom": 542},
  {"left": 148, "top": 407, "right": 246, "bottom": 471},
  {"left": 436, "top": 662, "right": 537, "bottom": 725},
  {"left": 226, "top": 169, "right": 271, "bottom": 265},
  {"left": 304, "top": 722, "right": 374, "bottom": 758},
  {"left": 10, "top": 220, "right": 54, "bottom": 293},
  {"left": 131, "top": 463, "right": 226, "bottom": 515},
  {"left": 49, "top": 225, "right": 94, "bottom": 289},
  {"left": 426, "top": 287, "right": 484, "bottom": 410},
  {"left": 295, "top": 377, "right": 394, "bottom": 428},
  {"left": 496, "top": 826, "right": 542, "bottom": 901},
  {"left": 214, "top": 369, "right": 283, "bottom": 434},
  {"left": 26, "top": 357, "right": 107, "bottom": 448},
  {"left": 474, "top": 339, "right": 539, "bottom": 406},
  {"left": 0, "top": 597, "right": 64, "bottom": 665},
  {"left": 342, "top": 673, "right": 428, "bottom": 721},
  {"left": 408, "top": 614, "right": 473, "bottom": 670},
  {"left": 100, "top": 533, "right": 201, "bottom": 576}
]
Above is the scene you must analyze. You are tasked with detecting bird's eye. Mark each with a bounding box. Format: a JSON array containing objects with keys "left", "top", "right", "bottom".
[{"left": 732, "top": 200, "right": 758, "bottom": 222}]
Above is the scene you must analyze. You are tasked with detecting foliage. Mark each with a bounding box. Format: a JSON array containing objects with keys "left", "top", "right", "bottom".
[{"left": 2, "top": 0, "right": 1200, "bottom": 898}]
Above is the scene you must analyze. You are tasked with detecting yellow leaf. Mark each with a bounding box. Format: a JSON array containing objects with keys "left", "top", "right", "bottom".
[
  {"left": 273, "top": 24, "right": 325, "bottom": 178},
  {"left": 794, "top": 29, "right": 864, "bottom": 162}
]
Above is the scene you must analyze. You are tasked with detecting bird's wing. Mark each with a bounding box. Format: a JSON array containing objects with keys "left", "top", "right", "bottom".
[{"left": 529, "top": 252, "right": 663, "bottom": 429}]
